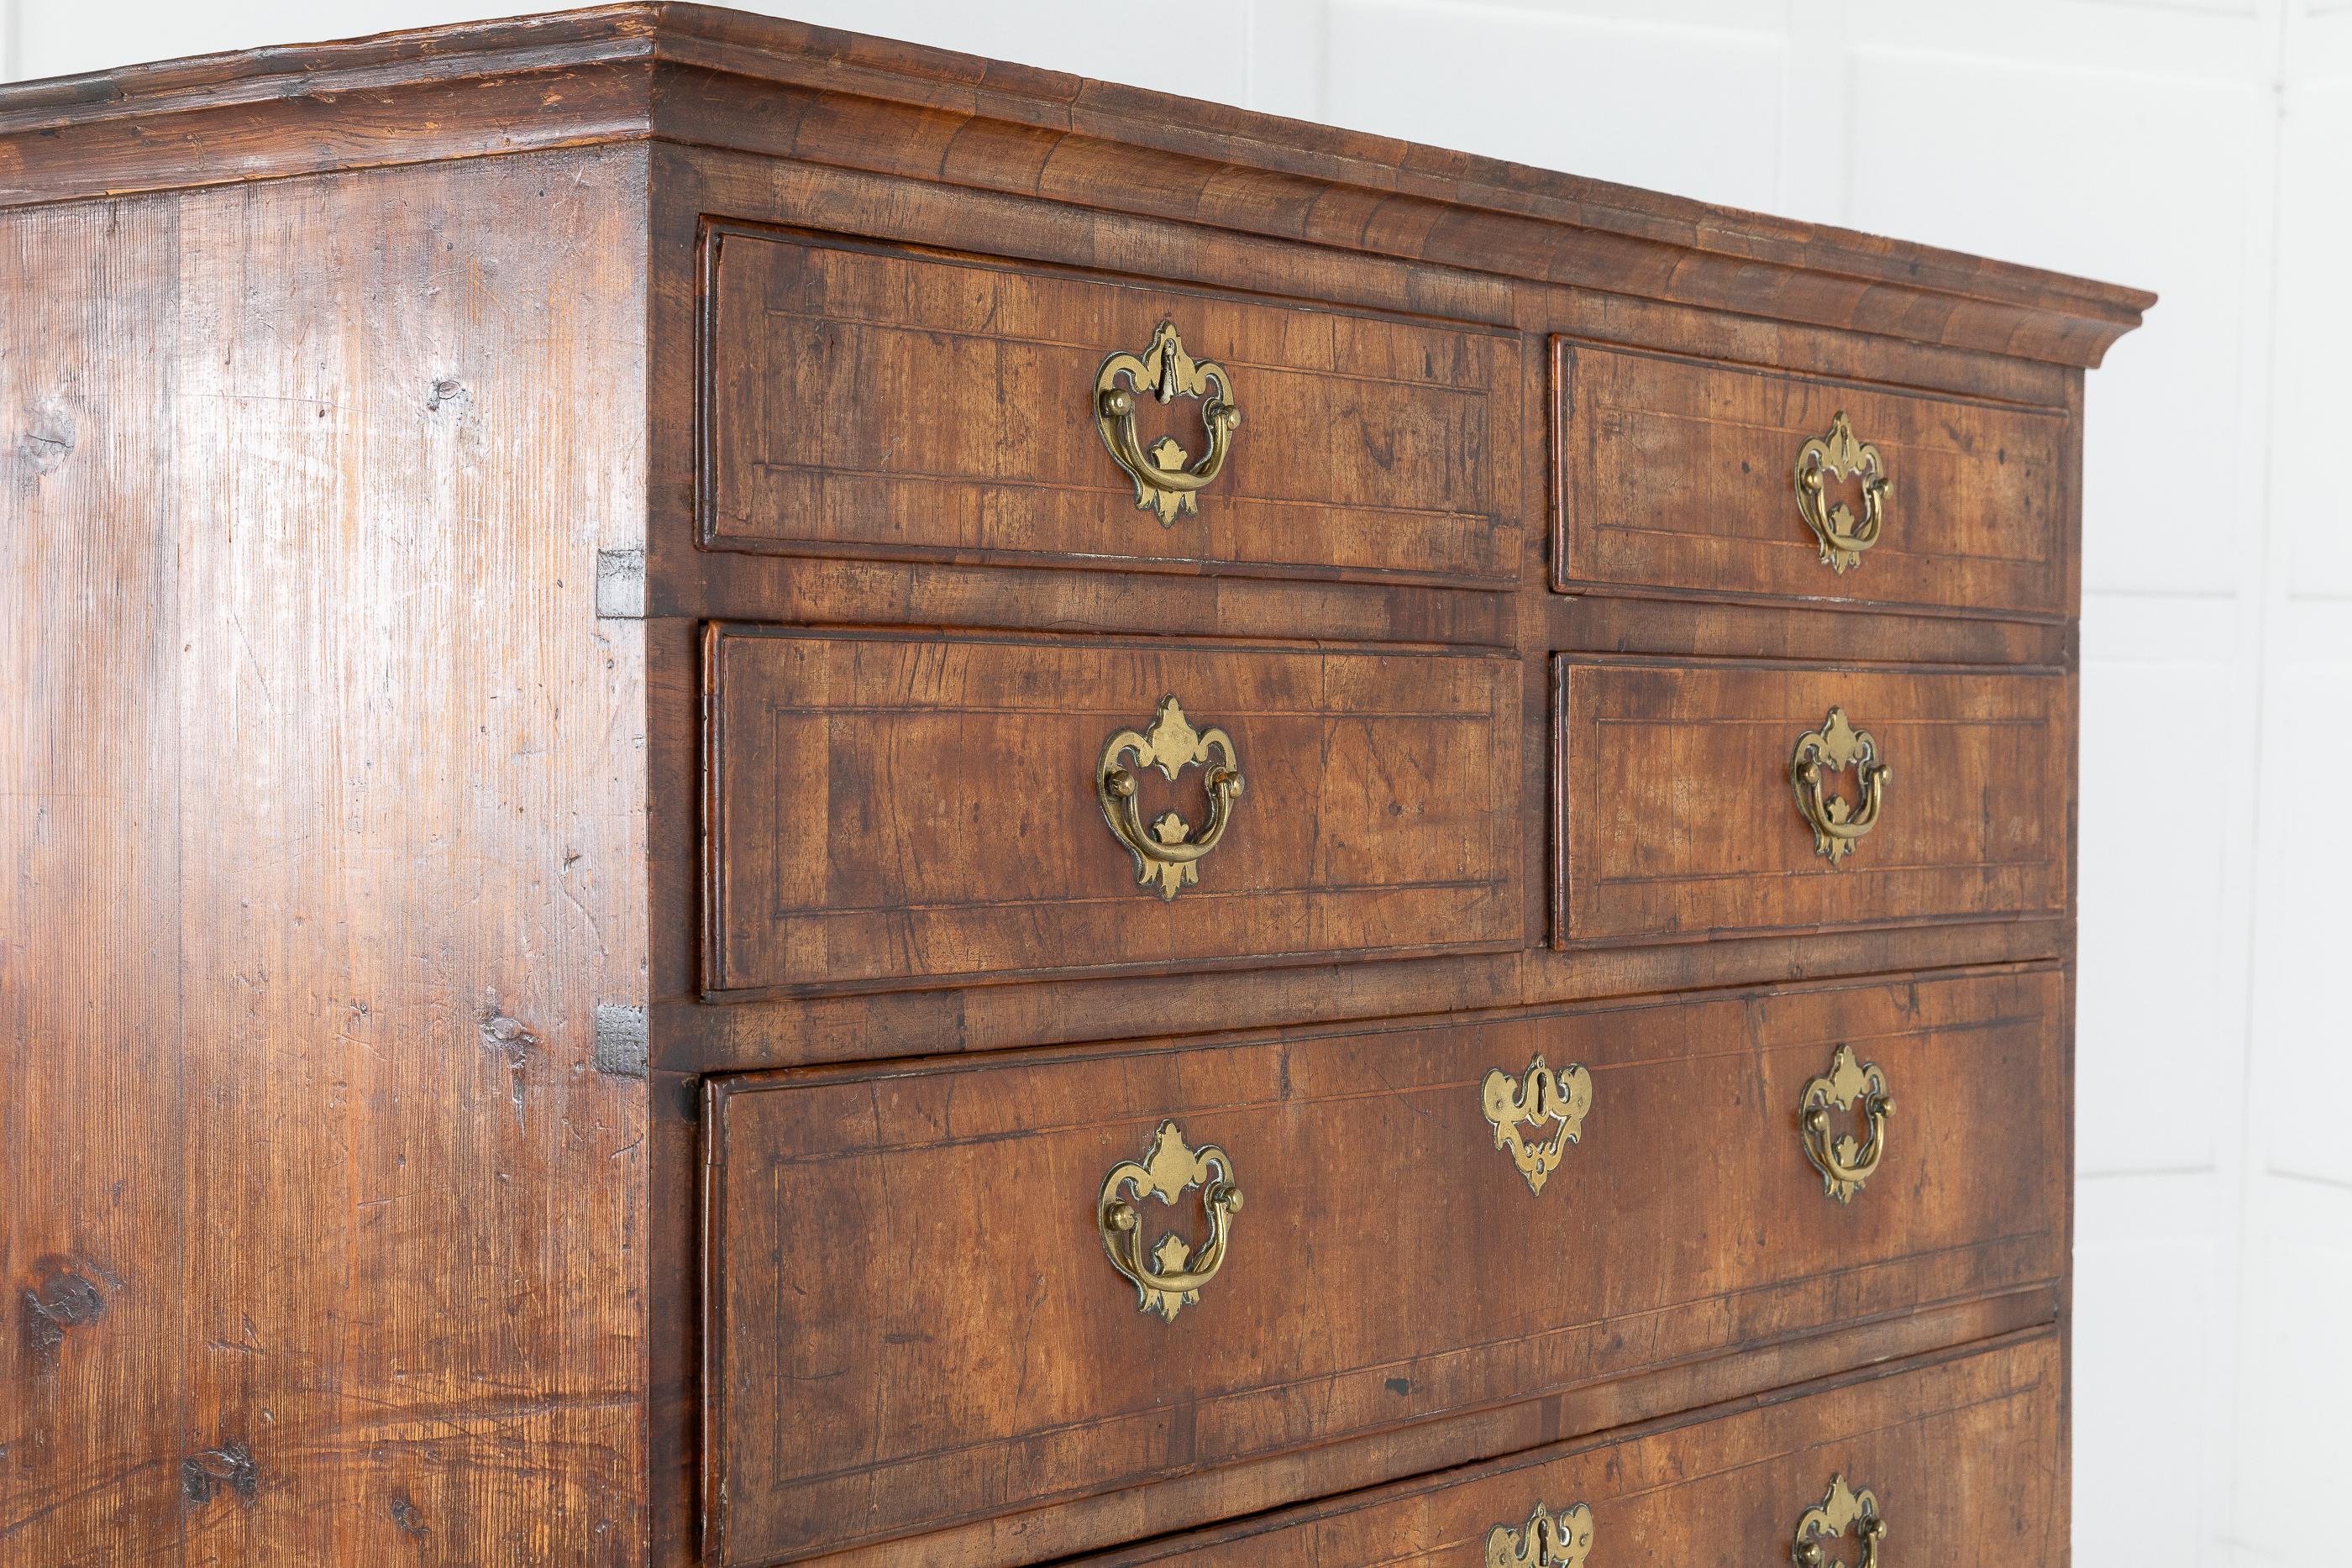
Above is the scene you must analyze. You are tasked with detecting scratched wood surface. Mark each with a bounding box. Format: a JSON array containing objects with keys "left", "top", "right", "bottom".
[
  {"left": 2, "top": 147, "right": 650, "bottom": 1566},
  {"left": 1554, "top": 660, "right": 2073, "bottom": 946},
  {"left": 1077, "top": 1332, "right": 2063, "bottom": 1568},
  {"left": 0, "top": 8, "right": 2150, "bottom": 1568},
  {"left": 702, "top": 627, "right": 1524, "bottom": 995},
  {"left": 703, "top": 967, "right": 2064, "bottom": 1566},
  {"left": 1554, "top": 342, "right": 2072, "bottom": 616},
  {"left": 704, "top": 226, "right": 1523, "bottom": 585}
]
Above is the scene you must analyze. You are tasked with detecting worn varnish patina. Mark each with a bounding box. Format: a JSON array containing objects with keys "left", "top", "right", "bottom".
[{"left": 0, "top": 7, "right": 2145, "bottom": 1567}]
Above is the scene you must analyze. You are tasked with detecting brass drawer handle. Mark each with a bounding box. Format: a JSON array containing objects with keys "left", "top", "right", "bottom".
[
  {"left": 1099, "top": 695, "right": 1244, "bottom": 901},
  {"left": 1794, "top": 1474, "right": 1887, "bottom": 1568},
  {"left": 1486, "top": 1501, "right": 1594, "bottom": 1568},
  {"left": 1792, "top": 706, "right": 1887, "bottom": 865},
  {"left": 1098, "top": 1120, "right": 1242, "bottom": 1324},
  {"left": 1794, "top": 411, "right": 1891, "bottom": 573},
  {"left": 1799, "top": 1046, "right": 1893, "bottom": 1203},
  {"left": 1095, "top": 321, "right": 1243, "bottom": 526},
  {"left": 1481, "top": 1054, "right": 1593, "bottom": 1196}
]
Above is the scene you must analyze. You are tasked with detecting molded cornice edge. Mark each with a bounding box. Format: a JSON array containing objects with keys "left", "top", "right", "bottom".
[{"left": 0, "top": 2, "right": 2151, "bottom": 367}]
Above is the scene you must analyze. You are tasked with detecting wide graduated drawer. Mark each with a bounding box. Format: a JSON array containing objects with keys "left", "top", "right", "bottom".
[
  {"left": 701, "top": 223, "right": 1524, "bottom": 585},
  {"left": 1553, "top": 659, "right": 2071, "bottom": 947},
  {"left": 1553, "top": 342, "right": 2070, "bottom": 618},
  {"left": 701, "top": 968, "right": 2064, "bottom": 1564},
  {"left": 701, "top": 626, "right": 1521, "bottom": 995},
  {"left": 1085, "top": 1333, "right": 2061, "bottom": 1567}
]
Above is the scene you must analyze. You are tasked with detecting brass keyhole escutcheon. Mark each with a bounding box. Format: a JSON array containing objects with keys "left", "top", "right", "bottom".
[
  {"left": 1793, "top": 1474, "right": 1887, "bottom": 1568},
  {"left": 1486, "top": 1500, "right": 1595, "bottom": 1568},
  {"left": 1793, "top": 411, "right": 1891, "bottom": 573},
  {"left": 1097, "top": 1120, "right": 1242, "bottom": 1324},
  {"left": 1095, "top": 321, "right": 1242, "bottom": 526},
  {"left": 1480, "top": 1054, "right": 1593, "bottom": 1196},
  {"left": 1098, "top": 695, "right": 1244, "bottom": 900},
  {"left": 1798, "top": 1046, "right": 1893, "bottom": 1204},
  {"left": 1792, "top": 706, "right": 1888, "bottom": 866}
]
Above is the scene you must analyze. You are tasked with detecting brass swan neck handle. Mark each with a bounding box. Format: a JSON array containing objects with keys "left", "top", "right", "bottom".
[
  {"left": 1793, "top": 1474, "right": 1887, "bottom": 1568},
  {"left": 1095, "top": 322, "right": 1243, "bottom": 527},
  {"left": 1793, "top": 706, "right": 1888, "bottom": 865},
  {"left": 1794, "top": 412, "right": 1890, "bottom": 573},
  {"left": 1097, "top": 1120, "right": 1243, "bottom": 1324},
  {"left": 1798, "top": 1046, "right": 1893, "bottom": 1203},
  {"left": 1098, "top": 695, "right": 1245, "bottom": 900}
]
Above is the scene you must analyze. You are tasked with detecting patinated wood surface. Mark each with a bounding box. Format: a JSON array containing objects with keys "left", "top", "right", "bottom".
[
  {"left": 2, "top": 148, "right": 650, "bottom": 1567},
  {"left": 1554, "top": 659, "right": 2072, "bottom": 946},
  {"left": 704, "top": 226, "right": 1522, "bottom": 585},
  {"left": 1555, "top": 342, "right": 2071, "bottom": 616},
  {"left": 703, "top": 968, "right": 2063, "bottom": 1565},
  {"left": 0, "top": 9, "right": 2147, "bottom": 1568},
  {"left": 703, "top": 627, "right": 1523, "bottom": 994},
  {"left": 1080, "top": 1333, "right": 2062, "bottom": 1568}
]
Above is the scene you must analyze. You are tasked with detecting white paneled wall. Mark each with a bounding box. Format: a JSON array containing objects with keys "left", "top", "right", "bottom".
[{"left": 7, "top": 2, "right": 2340, "bottom": 1564}]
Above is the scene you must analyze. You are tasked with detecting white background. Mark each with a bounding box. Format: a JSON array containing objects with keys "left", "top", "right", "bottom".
[{"left": 8, "top": 3, "right": 2344, "bottom": 1565}]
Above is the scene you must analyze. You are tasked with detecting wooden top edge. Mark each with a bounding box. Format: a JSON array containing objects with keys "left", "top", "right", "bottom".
[{"left": 0, "top": 1, "right": 2155, "bottom": 359}]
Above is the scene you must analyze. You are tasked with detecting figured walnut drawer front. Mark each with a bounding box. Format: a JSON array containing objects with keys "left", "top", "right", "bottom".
[
  {"left": 702, "top": 625, "right": 1521, "bottom": 995},
  {"left": 702, "top": 225, "right": 1524, "bottom": 585},
  {"left": 1553, "top": 659, "right": 2071, "bottom": 947},
  {"left": 1085, "top": 1334, "right": 2061, "bottom": 1567},
  {"left": 701, "top": 968, "right": 2063, "bottom": 1565},
  {"left": 1554, "top": 342, "right": 2069, "bottom": 617}
]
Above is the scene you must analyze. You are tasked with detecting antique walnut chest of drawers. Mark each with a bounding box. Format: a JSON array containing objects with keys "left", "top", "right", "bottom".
[{"left": 0, "top": 8, "right": 2149, "bottom": 1567}]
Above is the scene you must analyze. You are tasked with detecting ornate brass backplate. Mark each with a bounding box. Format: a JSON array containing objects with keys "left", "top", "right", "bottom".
[
  {"left": 1798, "top": 1045, "right": 1893, "bottom": 1203},
  {"left": 1480, "top": 1054, "right": 1594, "bottom": 1196},
  {"left": 1486, "top": 1501, "right": 1595, "bottom": 1568},
  {"left": 1095, "top": 321, "right": 1243, "bottom": 526},
  {"left": 1793, "top": 411, "right": 1891, "bottom": 573},
  {"left": 1096, "top": 1120, "right": 1243, "bottom": 1324},
  {"left": 1791, "top": 706, "right": 1888, "bottom": 866},
  {"left": 1097, "top": 696, "right": 1245, "bottom": 900},
  {"left": 1486, "top": 1495, "right": 1599, "bottom": 1568},
  {"left": 1793, "top": 1474, "right": 1887, "bottom": 1568}
]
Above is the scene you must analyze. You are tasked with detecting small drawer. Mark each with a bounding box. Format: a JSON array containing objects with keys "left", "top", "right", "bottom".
[
  {"left": 1553, "top": 341, "right": 2070, "bottom": 618},
  {"left": 701, "top": 968, "right": 2064, "bottom": 1564},
  {"left": 1086, "top": 1333, "right": 2061, "bottom": 1566},
  {"left": 1552, "top": 658, "right": 2070, "bottom": 947},
  {"left": 701, "top": 625, "right": 1522, "bottom": 995},
  {"left": 701, "top": 224, "right": 1525, "bottom": 586}
]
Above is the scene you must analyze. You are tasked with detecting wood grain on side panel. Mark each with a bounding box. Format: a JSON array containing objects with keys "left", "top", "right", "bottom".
[
  {"left": 1554, "top": 342, "right": 2070, "bottom": 618},
  {"left": 0, "top": 194, "right": 190, "bottom": 1565},
  {"left": 1554, "top": 659, "right": 2071, "bottom": 947},
  {"left": 701, "top": 226, "right": 1523, "bottom": 585},
  {"left": 702, "top": 968, "right": 2064, "bottom": 1565},
  {"left": 702, "top": 626, "right": 1523, "bottom": 994},
  {"left": 6, "top": 148, "right": 652, "bottom": 1568}
]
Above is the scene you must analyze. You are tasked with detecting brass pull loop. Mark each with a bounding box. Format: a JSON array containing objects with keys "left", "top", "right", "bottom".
[
  {"left": 1792, "top": 706, "right": 1887, "bottom": 865},
  {"left": 1486, "top": 1501, "right": 1595, "bottom": 1568},
  {"left": 1480, "top": 1055, "right": 1593, "bottom": 1196},
  {"left": 1794, "top": 412, "right": 1891, "bottom": 573},
  {"left": 1793, "top": 1474, "right": 1887, "bottom": 1568},
  {"left": 1095, "top": 321, "right": 1243, "bottom": 526},
  {"left": 1098, "top": 1120, "right": 1243, "bottom": 1324},
  {"left": 1799, "top": 1046, "right": 1893, "bottom": 1203},
  {"left": 1099, "top": 695, "right": 1244, "bottom": 901}
]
